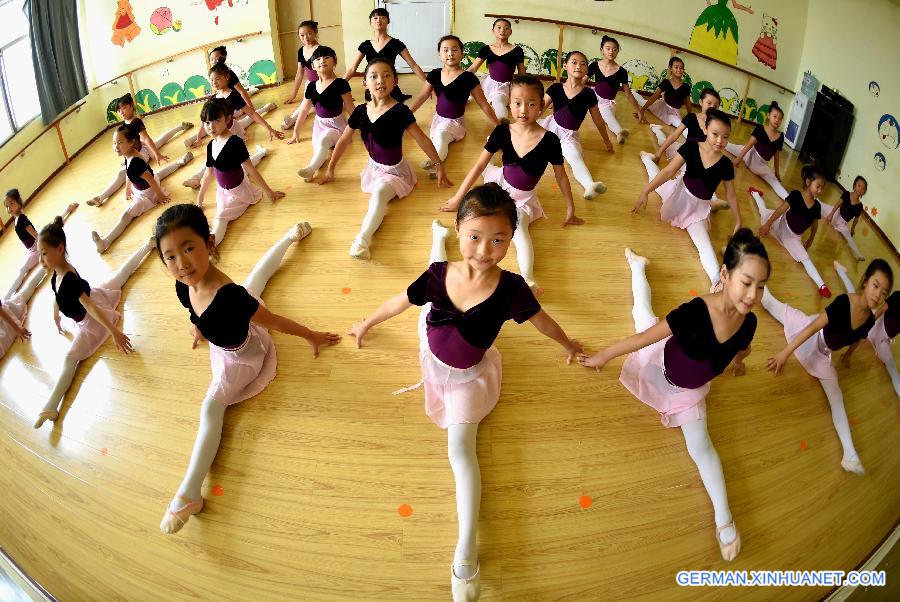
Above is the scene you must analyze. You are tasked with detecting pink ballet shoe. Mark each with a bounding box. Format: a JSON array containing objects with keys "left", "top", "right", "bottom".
[
  {"left": 86, "top": 197, "right": 102, "bottom": 207},
  {"left": 818, "top": 284, "right": 832, "bottom": 298},
  {"left": 624, "top": 247, "right": 649, "bottom": 267},
  {"left": 160, "top": 496, "right": 204, "bottom": 534},
  {"left": 451, "top": 561, "right": 481, "bottom": 602},
  {"left": 288, "top": 222, "right": 312, "bottom": 243},
  {"left": 841, "top": 457, "right": 865, "bottom": 475},
  {"left": 716, "top": 521, "right": 741, "bottom": 561},
  {"left": 181, "top": 121, "right": 194, "bottom": 131},
  {"left": 833, "top": 260, "right": 847, "bottom": 273},
  {"left": 33, "top": 410, "right": 59, "bottom": 429},
  {"left": 349, "top": 237, "right": 371, "bottom": 260},
  {"left": 748, "top": 186, "right": 764, "bottom": 197}
]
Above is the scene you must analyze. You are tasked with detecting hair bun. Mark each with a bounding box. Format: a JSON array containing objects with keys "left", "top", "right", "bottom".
[
  {"left": 51, "top": 216, "right": 64, "bottom": 228},
  {"left": 770, "top": 100, "right": 779, "bottom": 109}
]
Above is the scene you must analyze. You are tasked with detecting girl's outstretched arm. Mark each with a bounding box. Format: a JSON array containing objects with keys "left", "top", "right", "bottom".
[
  {"left": 348, "top": 293, "right": 413, "bottom": 348},
  {"left": 528, "top": 309, "right": 583, "bottom": 364}
]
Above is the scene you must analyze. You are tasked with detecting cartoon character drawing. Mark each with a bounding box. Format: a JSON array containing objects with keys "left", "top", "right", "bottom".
[
  {"left": 111, "top": 0, "right": 141, "bottom": 47},
  {"left": 874, "top": 152, "right": 886, "bottom": 171},
  {"left": 689, "top": 0, "right": 754, "bottom": 66},
  {"left": 718, "top": 88, "right": 740, "bottom": 115},
  {"left": 869, "top": 81, "right": 880, "bottom": 97},
  {"left": 150, "top": 7, "right": 182, "bottom": 35},
  {"left": 621, "top": 59, "right": 660, "bottom": 93},
  {"left": 752, "top": 13, "right": 777, "bottom": 69},
  {"left": 878, "top": 114, "right": 899, "bottom": 150}
]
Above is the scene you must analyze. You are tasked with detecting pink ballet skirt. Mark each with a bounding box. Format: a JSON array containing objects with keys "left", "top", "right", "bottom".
[
  {"left": 595, "top": 96, "right": 616, "bottom": 110},
  {"left": 657, "top": 175, "right": 711, "bottom": 230},
  {"left": 216, "top": 177, "right": 263, "bottom": 222},
  {"left": 741, "top": 147, "right": 773, "bottom": 177},
  {"left": 780, "top": 304, "right": 838, "bottom": 380},
  {"left": 823, "top": 203, "right": 853, "bottom": 236},
  {"left": 404, "top": 305, "right": 502, "bottom": 429},
  {"left": 63, "top": 282, "right": 122, "bottom": 362},
  {"left": 19, "top": 243, "right": 40, "bottom": 271},
  {"left": 137, "top": 146, "right": 152, "bottom": 163},
  {"left": 360, "top": 157, "right": 417, "bottom": 199},
  {"left": 430, "top": 114, "right": 467, "bottom": 142},
  {"left": 619, "top": 317, "right": 709, "bottom": 428},
  {"left": 481, "top": 163, "right": 545, "bottom": 222},
  {"left": 868, "top": 316, "right": 893, "bottom": 366},
  {"left": 0, "top": 296, "right": 27, "bottom": 357},
  {"left": 312, "top": 115, "right": 347, "bottom": 147},
  {"left": 539, "top": 115, "right": 581, "bottom": 155},
  {"left": 646, "top": 97, "right": 682, "bottom": 127},
  {"left": 759, "top": 208, "right": 809, "bottom": 262},
  {"left": 126, "top": 177, "right": 167, "bottom": 218},
  {"left": 481, "top": 75, "right": 510, "bottom": 104},
  {"left": 229, "top": 113, "right": 246, "bottom": 140},
  {"left": 206, "top": 321, "right": 277, "bottom": 407}
]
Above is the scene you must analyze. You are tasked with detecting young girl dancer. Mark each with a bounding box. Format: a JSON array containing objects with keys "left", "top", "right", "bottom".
[
  {"left": 763, "top": 259, "right": 893, "bottom": 474},
  {"left": 727, "top": 101, "right": 788, "bottom": 200},
  {"left": 466, "top": 18, "right": 526, "bottom": 121},
  {"left": 282, "top": 20, "right": 321, "bottom": 130},
  {"left": 349, "top": 184, "right": 582, "bottom": 598},
  {"left": 538, "top": 50, "right": 614, "bottom": 200},
  {"left": 410, "top": 35, "right": 498, "bottom": 176},
  {"left": 183, "top": 63, "right": 280, "bottom": 188},
  {"left": 4, "top": 190, "right": 77, "bottom": 297},
  {"left": 1, "top": 203, "right": 78, "bottom": 358},
  {"left": 834, "top": 260, "right": 900, "bottom": 396},
  {"left": 633, "top": 56, "right": 693, "bottom": 127},
  {"left": 634, "top": 109, "right": 741, "bottom": 291},
  {"left": 90, "top": 125, "right": 190, "bottom": 254},
  {"left": 343, "top": 8, "right": 427, "bottom": 103},
  {"left": 752, "top": 165, "right": 830, "bottom": 297},
  {"left": 207, "top": 45, "right": 259, "bottom": 109},
  {"left": 154, "top": 204, "right": 340, "bottom": 534},
  {"left": 285, "top": 46, "right": 354, "bottom": 182},
  {"left": 578, "top": 229, "right": 770, "bottom": 561},
  {"left": 824, "top": 176, "right": 867, "bottom": 262},
  {"left": 85, "top": 94, "right": 193, "bottom": 208},
  {"left": 184, "top": 63, "right": 279, "bottom": 154},
  {"left": 651, "top": 88, "right": 720, "bottom": 164},
  {"left": 587, "top": 36, "right": 644, "bottom": 144},
  {"left": 441, "top": 75, "right": 582, "bottom": 290},
  {"left": 320, "top": 59, "right": 450, "bottom": 260},
  {"left": 196, "top": 99, "right": 285, "bottom": 247},
  {"left": 34, "top": 221, "right": 154, "bottom": 429}
]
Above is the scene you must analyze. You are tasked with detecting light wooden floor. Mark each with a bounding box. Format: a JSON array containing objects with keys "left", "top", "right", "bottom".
[{"left": 1, "top": 77, "right": 898, "bottom": 600}]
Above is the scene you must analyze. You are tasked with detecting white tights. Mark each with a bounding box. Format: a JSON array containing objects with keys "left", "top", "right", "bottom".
[
  {"left": 431, "top": 129, "right": 456, "bottom": 163},
  {"left": 627, "top": 256, "right": 735, "bottom": 539},
  {"left": 449, "top": 423, "right": 481, "bottom": 574},
  {"left": 490, "top": 94, "right": 508, "bottom": 121},
  {"left": 562, "top": 143, "right": 603, "bottom": 198},
  {"left": 208, "top": 148, "right": 270, "bottom": 246},
  {"left": 356, "top": 183, "right": 397, "bottom": 247},
  {"left": 834, "top": 265, "right": 900, "bottom": 396},
  {"left": 750, "top": 190, "right": 825, "bottom": 287},
  {"left": 761, "top": 287, "right": 860, "bottom": 462},
  {"left": 599, "top": 102, "right": 624, "bottom": 136},
  {"left": 172, "top": 231, "right": 296, "bottom": 504},
  {"left": 640, "top": 153, "right": 720, "bottom": 287},
  {"left": 511, "top": 207, "right": 536, "bottom": 287},
  {"left": 725, "top": 142, "right": 788, "bottom": 200},
  {"left": 91, "top": 123, "right": 191, "bottom": 202},
  {"left": 39, "top": 240, "right": 153, "bottom": 416},
  {"left": 301, "top": 130, "right": 341, "bottom": 176}
]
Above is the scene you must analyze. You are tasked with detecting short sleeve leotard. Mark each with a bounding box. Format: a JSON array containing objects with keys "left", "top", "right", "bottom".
[
  {"left": 406, "top": 262, "right": 541, "bottom": 369},
  {"left": 305, "top": 77, "right": 352, "bottom": 118},
  {"left": 664, "top": 297, "right": 757, "bottom": 389},
  {"left": 476, "top": 45, "right": 524, "bottom": 84},
  {"left": 14, "top": 214, "right": 35, "bottom": 249},
  {"left": 206, "top": 135, "right": 250, "bottom": 189},
  {"left": 52, "top": 271, "right": 92, "bottom": 323},
  {"left": 347, "top": 102, "right": 416, "bottom": 165},
  {"left": 545, "top": 83, "right": 598, "bottom": 131},
  {"left": 783, "top": 190, "right": 822, "bottom": 235},
  {"left": 676, "top": 141, "right": 735, "bottom": 200},
  {"left": 176, "top": 281, "right": 260, "bottom": 349},
  {"left": 484, "top": 123, "right": 564, "bottom": 192},
  {"left": 658, "top": 79, "right": 692, "bottom": 109},
  {"left": 751, "top": 124, "right": 784, "bottom": 161},
  {"left": 426, "top": 69, "right": 480, "bottom": 120},
  {"left": 587, "top": 63, "right": 629, "bottom": 100}
]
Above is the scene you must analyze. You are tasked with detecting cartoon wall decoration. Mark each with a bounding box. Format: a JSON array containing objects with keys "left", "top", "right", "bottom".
[
  {"left": 874, "top": 152, "right": 886, "bottom": 171},
  {"left": 203, "top": 0, "right": 250, "bottom": 25},
  {"left": 688, "top": 0, "right": 754, "bottom": 66},
  {"left": 111, "top": 0, "right": 142, "bottom": 47},
  {"left": 878, "top": 114, "right": 899, "bottom": 150},
  {"left": 160, "top": 82, "right": 186, "bottom": 106},
  {"left": 621, "top": 59, "right": 660, "bottom": 93},
  {"left": 868, "top": 81, "right": 880, "bottom": 97},
  {"left": 752, "top": 13, "right": 777, "bottom": 69},
  {"left": 150, "top": 7, "right": 182, "bottom": 35}
]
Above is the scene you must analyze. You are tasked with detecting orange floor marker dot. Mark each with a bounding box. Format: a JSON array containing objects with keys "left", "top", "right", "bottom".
[
  {"left": 799, "top": 440, "right": 808, "bottom": 450},
  {"left": 862, "top": 227, "right": 869, "bottom": 237},
  {"left": 786, "top": 291, "right": 794, "bottom": 299},
  {"left": 341, "top": 287, "right": 351, "bottom": 294},
  {"left": 849, "top": 417, "right": 859, "bottom": 426},
  {"left": 212, "top": 484, "right": 224, "bottom": 496},
  {"left": 398, "top": 503, "right": 413, "bottom": 517},
  {"left": 689, "top": 289, "right": 698, "bottom": 297},
  {"left": 100, "top": 447, "right": 108, "bottom": 456},
  {"left": 579, "top": 495, "right": 593, "bottom": 509}
]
